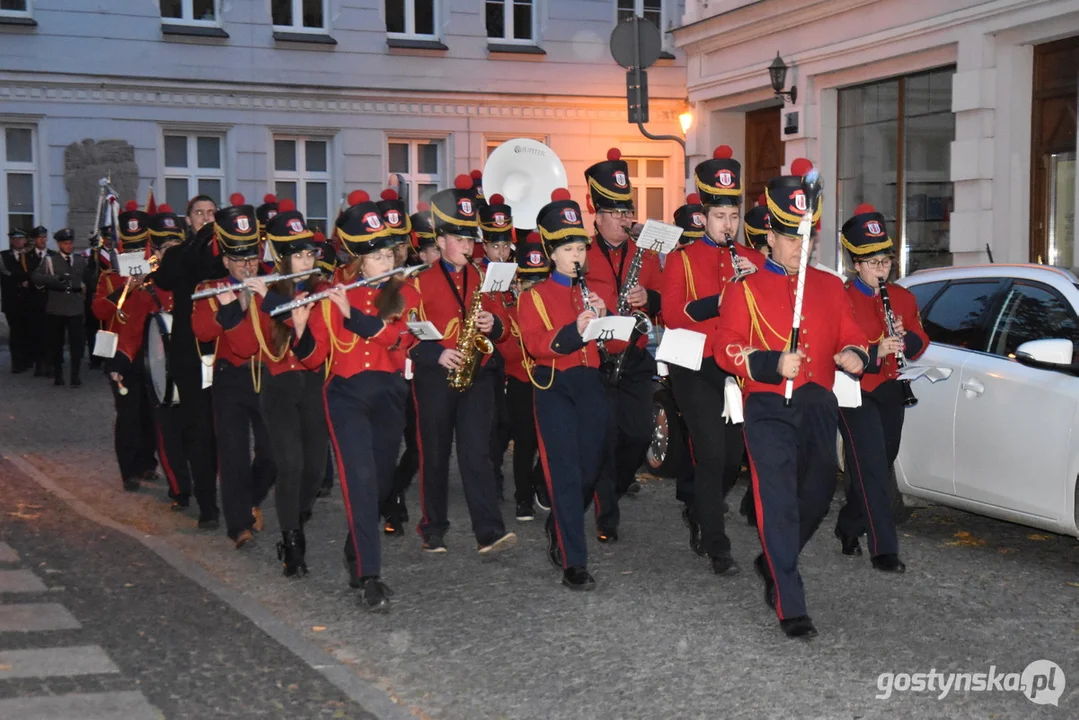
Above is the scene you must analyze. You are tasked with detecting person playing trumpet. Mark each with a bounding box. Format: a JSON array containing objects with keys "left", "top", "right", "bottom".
[{"left": 192, "top": 194, "right": 277, "bottom": 550}]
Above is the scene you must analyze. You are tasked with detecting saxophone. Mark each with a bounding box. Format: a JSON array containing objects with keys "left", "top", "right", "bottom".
[
  {"left": 448, "top": 281, "right": 495, "bottom": 391},
  {"left": 608, "top": 244, "right": 651, "bottom": 384}
]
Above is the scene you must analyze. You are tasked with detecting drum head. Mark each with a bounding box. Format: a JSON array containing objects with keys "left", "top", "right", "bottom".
[{"left": 145, "top": 312, "right": 178, "bottom": 406}]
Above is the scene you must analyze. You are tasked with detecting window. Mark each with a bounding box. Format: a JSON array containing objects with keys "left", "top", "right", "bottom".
[
  {"left": 1, "top": 126, "right": 37, "bottom": 242},
  {"left": 921, "top": 280, "right": 1003, "bottom": 351},
  {"left": 162, "top": 133, "right": 225, "bottom": 211},
  {"left": 273, "top": 137, "right": 331, "bottom": 233},
  {"left": 388, "top": 139, "right": 443, "bottom": 212},
  {"left": 486, "top": 0, "right": 533, "bottom": 43},
  {"left": 624, "top": 157, "right": 667, "bottom": 221},
  {"left": 160, "top": 0, "right": 217, "bottom": 23},
  {"left": 0, "top": 0, "right": 31, "bottom": 17},
  {"left": 617, "top": 0, "right": 666, "bottom": 48},
  {"left": 838, "top": 67, "right": 955, "bottom": 276},
  {"left": 272, "top": 0, "right": 325, "bottom": 31},
  {"left": 386, "top": 0, "right": 437, "bottom": 38},
  {"left": 987, "top": 282, "right": 1079, "bottom": 359}
]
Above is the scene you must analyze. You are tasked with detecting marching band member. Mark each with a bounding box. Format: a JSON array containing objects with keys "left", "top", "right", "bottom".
[
  {"left": 584, "top": 148, "right": 663, "bottom": 541},
  {"left": 237, "top": 200, "right": 330, "bottom": 577},
  {"left": 712, "top": 164, "right": 870, "bottom": 639},
  {"left": 83, "top": 225, "right": 114, "bottom": 370},
  {"left": 91, "top": 204, "right": 159, "bottom": 491},
  {"left": 377, "top": 189, "right": 414, "bottom": 269},
  {"left": 255, "top": 194, "right": 279, "bottom": 274},
  {"left": 504, "top": 232, "right": 550, "bottom": 521},
  {"left": 113, "top": 207, "right": 201, "bottom": 513},
  {"left": 152, "top": 194, "right": 222, "bottom": 530},
  {"left": 292, "top": 190, "right": 417, "bottom": 609},
  {"left": 384, "top": 202, "right": 439, "bottom": 535},
  {"left": 192, "top": 194, "right": 277, "bottom": 549},
  {"left": 833, "top": 204, "right": 928, "bottom": 571},
  {"left": 661, "top": 148, "right": 764, "bottom": 576},
  {"left": 408, "top": 174, "right": 516, "bottom": 555},
  {"left": 518, "top": 188, "right": 615, "bottom": 590},
  {"left": 479, "top": 194, "right": 516, "bottom": 501},
  {"left": 743, "top": 194, "right": 770, "bottom": 254}
]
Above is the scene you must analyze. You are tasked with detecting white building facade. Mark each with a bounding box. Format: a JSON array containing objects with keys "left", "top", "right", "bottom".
[
  {"left": 675, "top": 0, "right": 1079, "bottom": 275},
  {"left": 0, "top": 0, "right": 690, "bottom": 248}
]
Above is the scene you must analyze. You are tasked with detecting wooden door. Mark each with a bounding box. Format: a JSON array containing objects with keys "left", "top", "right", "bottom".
[
  {"left": 744, "top": 106, "right": 783, "bottom": 205},
  {"left": 1030, "top": 36, "right": 1079, "bottom": 263}
]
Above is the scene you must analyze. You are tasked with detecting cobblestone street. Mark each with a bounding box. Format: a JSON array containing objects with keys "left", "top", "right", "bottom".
[{"left": 1, "top": 337, "right": 1077, "bottom": 719}]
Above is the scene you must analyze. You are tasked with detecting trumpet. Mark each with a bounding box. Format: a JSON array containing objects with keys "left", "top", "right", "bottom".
[
  {"left": 269, "top": 263, "right": 429, "bottom": 317},
  {"left": 190, "top": 268, "right": 319, "bottom": 300},
  {"left": 115, "top": 255, "right": 160, "bottom": 321}
]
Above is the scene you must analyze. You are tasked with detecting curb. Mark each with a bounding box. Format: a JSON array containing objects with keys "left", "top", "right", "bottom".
[{"left": 0, "top": 446, "right": 416, "bottom": 720}]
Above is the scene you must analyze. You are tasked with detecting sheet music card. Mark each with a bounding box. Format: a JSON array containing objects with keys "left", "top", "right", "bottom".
[
  {"left": 581, "top": 316, "right": 635, "bottom": 344},
  {"left": 897, "top": 365, "right": 952, "bottom": 383},
  {"left": 407, "top": 321, "right": 444, "bottom": 341},
  {"left": 117, "top": 251, "right": 152, "bottom": 278},
  {"left": 634, "top": 220, "right": 683, "bottom": 255},
  {"left": 833, "top": 371, "right": 862, "bottom": 408},
  {"left": 480, "top": 262, "right": 517, "bottom": 294},
  {"left": 655, "top": 328, "right": 707, "bottom": 372}
]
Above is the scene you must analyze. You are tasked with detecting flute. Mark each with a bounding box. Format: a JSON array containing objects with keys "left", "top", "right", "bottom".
[
  {"left": 269, "top": 263, "right": 429, "bottom": 317},
  {"left": 190, "top": 268, "right": 320, "bottom": 300}
]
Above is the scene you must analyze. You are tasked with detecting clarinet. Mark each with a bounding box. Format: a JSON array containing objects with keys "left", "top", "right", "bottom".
[
  {"left": 724, "top": 233, "right": 754, "bottom": 282},
  {"left": 879, "top": 284, "right": 918, "bottom": 408},
  {"left": 574, "top": 262, "right": 613, "bottom": 369}
]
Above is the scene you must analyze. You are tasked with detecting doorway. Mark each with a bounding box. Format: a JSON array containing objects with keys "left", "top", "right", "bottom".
[{"left": 743, "top": 106, "right": 783, "bottom": 205}]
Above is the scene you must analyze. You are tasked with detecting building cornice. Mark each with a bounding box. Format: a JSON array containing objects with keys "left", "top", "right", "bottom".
[{"left": 0, "top": 74, "right": 684, "bottom": 121}]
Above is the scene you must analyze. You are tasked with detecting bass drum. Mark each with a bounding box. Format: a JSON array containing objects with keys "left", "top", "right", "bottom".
[{"left": 144, "top": 311, "right": 179, "bottom": 406}]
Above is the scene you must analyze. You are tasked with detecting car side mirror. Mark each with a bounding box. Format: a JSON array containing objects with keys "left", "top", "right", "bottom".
[{"left": 1015, "top": 338, "right": 1073, "bottom": 367}]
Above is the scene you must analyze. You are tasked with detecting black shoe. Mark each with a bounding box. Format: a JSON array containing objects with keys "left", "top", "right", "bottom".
[
  {"left": 54, "top": 377, "right": 65, "bottom": 386},
  {"left": 834, "top": 526, "right": 863, "bottom": 556},
  {"left": 780, "top": 615, "right": 818, "bottom": 639},
  {"left": 515, "top": 501, "right": 535, "bottom": 522},
  {"left": 685, "top": 507, "right": 705, "bottom": 557},
  {"left": 360, "top": 577, "right": 394, "bottom": 613},
  {"left": 422, "top": 534, "right": 447, "bottom": 553},
  {"left": 545, "top": 516, "right": 562, "bottom": 569},
  {"left": 141, "top": 470, "right": 161, "bottom": 483},
  {"left": 562, "top": 566, "right": 596, "bottom": 591},
  {"left": 871, "top": 553, "right": 906, "bottom": 573},
  {"left": 343, "top": 538, "right": 362, "bottom": 588},
  {"left": 534, "top": 484, "right": 551, "bottom": 512},
  {"left": 122, "top": 477, "right": 140, "bottom": 492},
  {"left": 597, "top": 529, "right": 618, "bottom": 543},
  {"left": 383, "top": 516, "right": 402, "bottom": 535},
  {"left": 197, "top": 511, "right": 220, "bottom": 530},
  {"left": 624, "top": 481, "right": 641, "bottom": 497},
  {"left": 277, "top": 529, "right": 308, "bottom": 578},
  {"left": 753, "top": 554, "right": 776, "bottom": 610},
  {"left": 169, "top": 495, "right": 190, "bottom": 511},
  {"left": 710, "top": 554, "right": 740, "bottom": 576}
]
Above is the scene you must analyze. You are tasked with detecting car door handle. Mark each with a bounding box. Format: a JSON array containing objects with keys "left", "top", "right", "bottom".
[{"left": 960, "top": 378, "right": 985, "bottom": 395}]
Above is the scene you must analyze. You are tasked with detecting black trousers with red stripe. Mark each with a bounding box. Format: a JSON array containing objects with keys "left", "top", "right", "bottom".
[
  {"left": 743, "top": 384, "right": 839, "bottom": 620},
  {"left": 109, "top": 366, "right": 158, "bottom": 483},
  {"left": 835, "top": 380, "right": 906, "bottom": 554},
  {"left": 506, "top": 377, "right": 544, "bottom": 505},
  {"left": 534, "top": 366, "right": 611, "bottom": 569},
  {"left": 413, "top": 364, "right": 506, "bottom": 545},
  {"left": 326, "top": 371, "right": 407, "bottom": 580},
  {"left": 154, "top": 404, "right": 192, "bottom": 501}
]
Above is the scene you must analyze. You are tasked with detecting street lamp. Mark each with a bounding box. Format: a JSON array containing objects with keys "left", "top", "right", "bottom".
[
  {"left": 678, "top": 109, "right": 694, "bottom": 135},
  {"left": 769, "top": 52, "right": 797, "bottom": 105}
]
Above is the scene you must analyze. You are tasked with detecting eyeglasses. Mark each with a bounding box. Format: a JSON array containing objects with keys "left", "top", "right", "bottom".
[
  {"left": 600, "top": 210, "right": 636, "bottom": 221},
  {"left": 861, "top": 257, "right": 894, "bottom": 269},
  {"left": 226, "top": 256, "right": 260, "bottom": 266}
]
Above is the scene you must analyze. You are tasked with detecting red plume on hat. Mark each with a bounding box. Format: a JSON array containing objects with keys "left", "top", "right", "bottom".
[
  {"left": 790, "top": 158, "right": 813, "bottom": 176},
  {"left": 686, "top": 193, "right": 701, "bottom": 204},
  {"left": 348, "top": 190, "right": 370, "bottom": 206},
  {"left": 756, "top": 193, "right": 766, "bottom": 207},
  {"left": 417, "top": 201, "right": 430, "bottom": 212},
  {"left": 551, "top": 188, "right": 572, "bottom": 202},
  {"left": 489, "top": 194, "right": 505, "bottom": 205},
  {"left": 713, "top": 145, "right": 733, "bottom": 159},
  {"left": 607, "top": 148, "right": 621, "bottom": 161},
  {"left": 380, "top": 189, "right": 399, "bottom": 201},
  {"left": 454, "top": 174, "right": 473, "bottom": 190},
  {"left": 278, "top": 198, "right": 297, "bottom": 213},
  {"left": 229, "top": 192, "right": 245, "bottom": 207},
  {"left": 854, "top": 203, "right": 876, "bottom": 215},
  {"left": 158, "top": 204, "right": 174, "bottom": 214},
  {"left": 263, "top": 194, "right": 277, "bottom": 204},
  {"left": 124, "top": 200, "right": 139, "bottom": 212}
]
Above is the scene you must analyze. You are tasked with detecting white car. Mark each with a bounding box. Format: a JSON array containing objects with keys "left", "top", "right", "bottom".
[{"left": 895, "top": 264, "right": 1079, "bottom": 539}]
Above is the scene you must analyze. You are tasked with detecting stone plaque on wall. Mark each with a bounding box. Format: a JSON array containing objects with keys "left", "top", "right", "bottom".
[{"left": 64, "top": 139, "right": 139, "bottom": 247}]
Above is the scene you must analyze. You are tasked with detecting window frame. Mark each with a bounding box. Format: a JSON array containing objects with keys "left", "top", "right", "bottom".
[
  {"left": 386, "top": 137, "right": 446, "bottom": 213},
  {"left": 1, "top": 124, "right": 39, "bottom": 246},
  {"left": 918, "top": 278, "right": 1007, "bottom": 354},
  {"left": 271, "top": 135, "right": 333, "bottom": 234},
  {"left": 0, "top": 0, "right": 32, "bottom": 19},
  {"left": 623, "top": 155, "right": 668, "bottom": 222},
  {"left": 159, "top": 0, "right": 221, "bottom": 26},
  {"left": 385, "top": 0, "right": 439, "bottom": 40},
  {"left": 615, "top": 0, "right": 668, "bottom": 50},
  {"left": 160, "top": 131, "right": 227, "bottom": 211},
  {"left": 271, "top": 0, "right": 328, "bottom": 33},
  {"left": 485, "top": 0, "right": 536, "bottom": 44}
]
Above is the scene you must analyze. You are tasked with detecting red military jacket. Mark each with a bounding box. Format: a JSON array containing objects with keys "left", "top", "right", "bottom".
[
  {"left": 91, "top": 270, "right": 127, "bottom": 329},
  {"left": 517, "top": 270, "right": 620, "bottom": 377},
  {"left": 586, "top": 235, "right": 662, "bottom": 349},
  {"left": 845, "top": 277, "right": 929, "bottom": 392},
  {"left": 503, "top": 299, "right": 530, "bottom": 383},
  {"left": 295, "top": 282, "right": 420, "bottom": 379},
  {"left": 661, "top": 236, "right": 767, "bottom": 359},
  {"left": 233, "top": 277, "right": 333, "bottom": 377},
  {"left": 108, "top": 281, "right": 175, "bottom": 373},
  {"left": 712, "top": 258, "right": 870, "bottom": 396},
  {"left": 191, "top": 278, "right": 260, "bottom": 367},
  {"left": 407, "top": 260, "right": 509, "bottom": 368}
]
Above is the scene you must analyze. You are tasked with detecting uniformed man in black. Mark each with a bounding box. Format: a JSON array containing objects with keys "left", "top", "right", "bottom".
[
  {"left": 25, "top": 226, "right": 51, "bottom": 376},
  {"left": 32, "top": 228, "right": 92, "bottom": 387},
  {"left": 1, "top": 228, "right": 33, "bottom": 373}
]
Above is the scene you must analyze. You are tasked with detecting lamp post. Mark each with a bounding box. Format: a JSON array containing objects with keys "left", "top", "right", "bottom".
[{"left": 769, "top": 52, "right": 797, "bottom": 105}]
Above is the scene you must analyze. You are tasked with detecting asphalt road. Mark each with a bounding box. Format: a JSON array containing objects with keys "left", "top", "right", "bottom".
[{"left": 0, "top": 336, "right": 1077, "bottom": 719}]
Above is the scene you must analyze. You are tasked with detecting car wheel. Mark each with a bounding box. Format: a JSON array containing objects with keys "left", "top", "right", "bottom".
[{"left": 646, "top": 387, "right": 688, "bottom": 478}]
